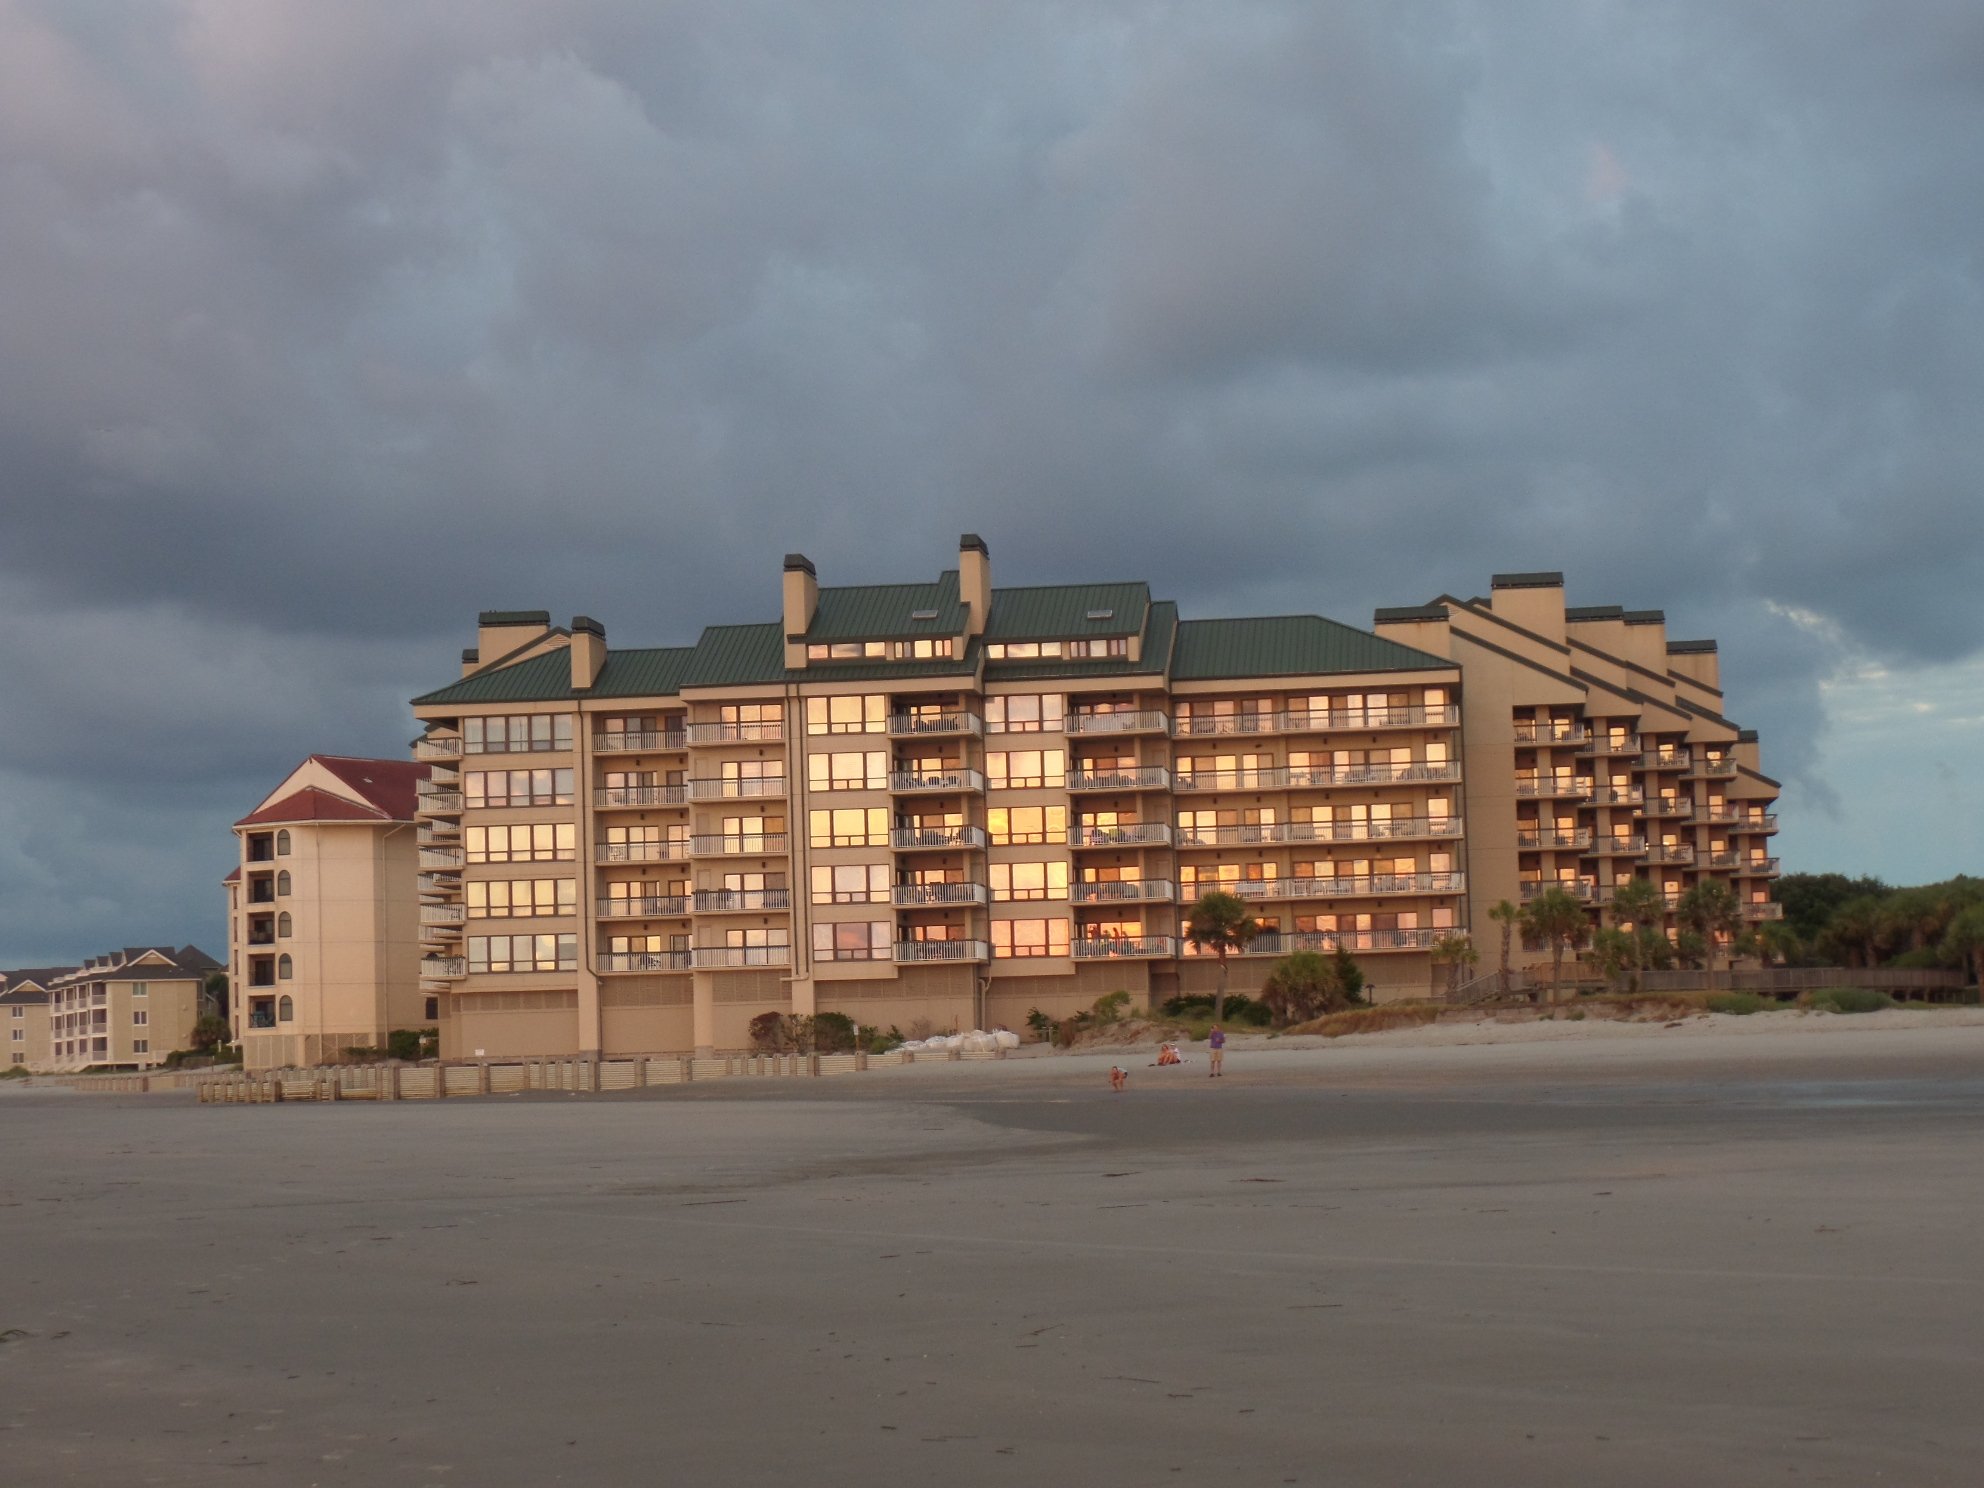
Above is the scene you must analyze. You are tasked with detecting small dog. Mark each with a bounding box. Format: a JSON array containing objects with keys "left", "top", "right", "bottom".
[{"left": 1109, "top": 1064, "right": 1128, "bottom": 1091}]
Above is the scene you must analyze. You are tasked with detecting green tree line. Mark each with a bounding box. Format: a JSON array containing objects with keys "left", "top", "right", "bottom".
[{"left": 1772, "top": 872, "right": 1984, "bottom": 979}]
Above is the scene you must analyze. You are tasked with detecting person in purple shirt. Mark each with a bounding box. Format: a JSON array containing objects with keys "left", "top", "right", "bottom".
[{"left": 1207, "top": 1023, "right": 1226, "bottom": 1078}]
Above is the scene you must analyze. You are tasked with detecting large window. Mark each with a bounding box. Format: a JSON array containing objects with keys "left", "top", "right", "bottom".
[
  {"left": 985, "top": 750, "right": 1065, "bottom": 790},
  {"left": 990, "top": 918, "right": 1070, "bottom": 958},
  {"left": 807, "top": 751, "right": 888, "bottom": 791},
  {"left": 807, "top": 639, "right": 955, "bottom": 661},
  {"left": 809, "top": 808, "right": 889, "bottom": 848},
  {"left": 812, "top": 921, "right": 892, "bottom": 960},
  {"left": 990, "top": 861, "right": 1068, "bottom": 902},
  {"left": 464, "top": 715, "right": 574, "bottom": 754},
  {"left": 805, "top": 695, "right": 886, "bottom": 735},
  {"left": 985, "top": 694, "right": 1064, "bottom": 733},
  {"left": 465, "top": 824, "right": 577, "bottom": 863},
  {"left": 988, "top": 805, "right": 1066, "bottom": 845},
  {"left": 465, "top": 768, "right": 575, "bottom": 807},
  {"left": 466, "top": 879, "right": 576, "bottom": 918},
  {"left": 811, "top": 864, "right": 891, "bottom": 905},
  {"left": 718, "top": 815, "right": 785, "bottom": 849},
  {"left": 467, "top": 934, "right": 578, "bottom": 973}
]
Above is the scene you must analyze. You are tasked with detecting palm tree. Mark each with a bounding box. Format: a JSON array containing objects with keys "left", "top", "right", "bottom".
[
  {"left": 1755, "top": 919, "right": 1801, "bottom": 969},
  {"left": 1608, "top": 877, "right": 1666, "bottom": 991},
  {"left": 1184, "top": 890, "right": 1259, "bottom": 1022},
  {"left": 1942, "top": 904, "right": 1984, "bottom": 986},
  {"left": 1430, "top": 934, "right": 1479, "bottom": 996},
  {"left": 1519, "top": 886, "right": 1591, "bottom": 998},
  {"left": 1487, "top": 899, "right": 1521, "bottom": 995},
  {"left": 1676, "top": 880, "right": 1742, "bottom": 989}
]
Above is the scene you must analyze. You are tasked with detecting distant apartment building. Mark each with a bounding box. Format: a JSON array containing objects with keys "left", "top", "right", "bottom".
[
  {"left": 1, "top": 967, "right": 70, "bottom": 1069},
  {"left": 1374, "top": 575, "right": 1781, "bottom": 940},
  {"left": 40, "top": 947, "right": 219, "bottom": 1073},
  {"left": 225, "top": 755, "right": 433, "bottom": 1069}
]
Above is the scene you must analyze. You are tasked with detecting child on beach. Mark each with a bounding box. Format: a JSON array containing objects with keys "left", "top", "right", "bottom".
[{"left": 1208, "top": 1024, "right": 1226, "bottom": 1077}]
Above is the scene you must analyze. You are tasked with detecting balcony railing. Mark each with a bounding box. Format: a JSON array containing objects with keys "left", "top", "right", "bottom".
[
  {"left": 1698, "top": 806, "right": 1745, "bottom": 825},
  {"left": 890, "top": 769, "right": 986, "bottom": 794},
  {"left": 692, "top": 888, "right": 791, "bottom": 913},
  {"left": 1513, "top": 722, "right": 1588, "bottom": 745},
  {"left": 684, "top": 721, "right": 784, "bottom": 745},
  {"left": 688, "top": 777, "right": 787, "bottom": 801},
  {"left": 888, "top": 711, "right": 983, "bottom": 738},
  {"left": 417, "top": 788, "right": 464, "bottom": 815},
  {"left": 894, "top": 940, "right": 991, "bottom": 963},
  {"left": 1641, "top": 749, "right": 1690, "bottom": 770},
  {"left": 1068, "top": 823, "right": 1172, "bottom": 848},
  {"left": 420, "top": 904, "right": 466, "bottom": 926},
  {"left": 1516, "top": 830, "right": 1592, "bottom": 850},
  {"left": 1186, "top": 872, "right": 1466, "bottom": 902},
  {"left": 890, "top": 825, "right": 989, "bottom": 851},
  {"left": 1645, "top": 844, "right": 1695, "bottom": 865},
  {"left": 1240, "top": 928, "right": 1446, "bottom": 955},
  {"left": 419, "top": 847, "right": 465, "bottom": 870},
  {"left": 1072, "top": 879, "right": 1175, "bottom": 904},
  {"left": 1735, "top": 856, "right": 1781, "bottom": 875},
  {"left": 1589, "top": 787, "right": 1644, "bottom": 807},
  {"left": 1583, "top": 733, "right": 1641, "bottom": 756},
  {"left": 1068, "top": 767, "right": 1172, "bottom": 792},
  {"left": 692, "top": 945, "right": 791, "bottom": 970},
  {"left": 600, "top": 950, "right": 692, "bottom": 973},
  {"left": 419, "top": 957, "right": 466, "bottom": 980},
  {"left": 1072, "top": 935, "right": 1179, "bottom": 959},
  {"left": 1639, "top": 799, "right": 1694, "bottom": 819},
  {"left": 593, "top": 730, "right": 686, "bottom": 753},
  {"left": 1589, "top": 836, "right": 1647, "bottom": 856},
  {"left": 1065, "top": 710, "right": 1171, "bottom": 736},
  {"left": 1695, "top": 756, "right": 1740, "bottom": 778},
  {"left": 595, "top": 784, "right": 688, "bottom": 808},
  {"left": 1742, "top": 902, "right": 1785, "bottom": 921},
  {"left": 414, "top": 736, "right": 463, "bottom": 761},
  {"left": 690, "top": 834, "right": 789, "bottom": 856},
  {"left": 1514, "top": 778, "right": 1593, "bottom": 799},
  {"left": 596, "top": 840, "right": 690, "bottom": 863},
  {"left": 892, "top": 882, "right": 990, "bottom": 908},
  {"left": 1744, "top": 814, "right": 1780, "bottom": 834},
  {"left": 598, "top": 896, "right": 692, "bottom": 918},
  {"left": 1173, "top": 817, "right": 1462, "bottom": 848},
  {"left": 1520, "top": 880, "right": 1595, "bottom": 901},
  {"left": 416, "top": 824, "right": 460, "bottom": 846}
]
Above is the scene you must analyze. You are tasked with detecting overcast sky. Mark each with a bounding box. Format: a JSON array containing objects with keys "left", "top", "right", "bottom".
[{"left": 3, "top": 1, "right": 1980, "bottom": 966}]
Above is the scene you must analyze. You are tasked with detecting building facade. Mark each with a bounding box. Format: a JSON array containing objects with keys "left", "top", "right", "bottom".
[
  {"left": 226, "top": 756, "right": 433, "bottom": 1069},
  {"left": 40, "top": 947, "right": 218, "bottom": 1073},
  {"left": 1, "top": 968, "right": 70, "bottom": 1070}
]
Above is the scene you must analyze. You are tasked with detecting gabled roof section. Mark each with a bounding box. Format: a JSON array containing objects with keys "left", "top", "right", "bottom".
[
  {"left": 309, "top": 757, "right": 427, "bottom": 819},
  {"left": 590, "top": 647, "right": 696, "bottom": 698},
  {"left": 1172, "top": 615, "right": 1453, "bottom": 681},
  {"left": 412, "top": 649, "right": 575, "bottom": 706},
  {"left": 678, "top": 623, "right": 786, "bottom": 688},
  {"left": 804, "top": 571, "right": 966, "bottom": 641},
  {"left": 985, "top": 582, "right": 1151, "bottom": 640},
  {"left": 988, "top": 602, "right": 1180, "bottom": 682},
  {"left": 237, "top": 787, "right": 389, "bottom": 828}
]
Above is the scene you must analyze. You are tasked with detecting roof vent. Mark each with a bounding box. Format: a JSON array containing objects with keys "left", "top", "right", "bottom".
[
  {"left": 1086, "top": 609, "right": 1114, "bottom": 621},
  {"left": 910, "top": 609, "right": 939, "bottom": 622}
]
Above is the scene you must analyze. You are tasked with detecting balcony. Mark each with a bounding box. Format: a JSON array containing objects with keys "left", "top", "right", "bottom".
[
  {"left": 419, "top": 956, "right": 466, "bottom": 980},
  {"left": 417, "top": 788, "right": 464, "bottom": 815},
  {"left": 894, "top": 940, "right": 991, "bottom": 963},
  {"left": 419, "top": 847, "right": 465, "bottom": 870},
  {"left": 1589, "top": 836, "right": 1647, "bottom": 856},
  {"left": 1583, "top": 733, "right": 1641, "bottom": 756},
  {"left": 419, "top": 904, "right": 466, "bottom": 926},
  {"left": 1641, "top": 749, "right": 1690, "bottom": 771},
  {"left": 416, "top": 823, "right": 459, "bottom": 846},
  {"left": 1243, "top": 928, "right": 1446, "bottom": 955},
  {"left": 1520, "top": 880, "right": 1595, "bottom": 902},
  {"left": 1644, "top": 843, "right": 1695, "bottom": 865},
  {"left": 1301, "top": 762, "right": 1463, "bottom": 788},
  {"left": 1514, "top": 778, "right": 1593, "bottom": 799},
  {"left": 600, "top": 950, "right": 693, "bottom": 973},
  {"left": 1516, "top": 829, "right": 1592, "bottom": 850},
  {"left": 1068, "top": 823, "right": 1172, "bottom": 849},
  {"left": 599, "top": 896, "right": 692, "bottom": 918},
  {"left": 1589, "top": 787, "right": 1644, "bottom": 808},
  {"left": 1698, "top": 806, "right": 1745, "bottom": 826},
  {"left": 1065, "top": 710, "right": 1170, "bottom": 736},
  {"left": 593, "top": 730, "right": 686, "bottom": 754},
  {"left": 1071, "top": 880, "right": 1176, "bottom": 905},
  {"left": 1744, "top": 814, "right": 1780, "bottom": 834},
  {"left": 1068, "top": 767, "right": 1172, "bottom": 792},
  {"left": 1232, "top": 871, "right": 1467, "bottom": 900},
  {"left": 414, "top": 736, "right": 463, "bottom": 761},
  {"left": 597, "top": 840, "right": 690, "bottom": 864},
  {"left": 690, "top": 834, "right": 789, "bottom": 857},
  {"left": 1638, "top": 799, "right": 1694, "bottom": 820},
  {"left": 892, "top": 882, "right": 990, "bottom": 908},
  {"left": 688, "top": 777, "right": 787, "bottom": 801},
  {"left": 891, "top": 825, "right": 989, "bottom": 852},
  {"left": 890, "top": 769, "right": 986, "bottom": 795},
  {"left": 1742, "top": 902, "right": 1785, "bottom": 921},
  {"left": 1735, "top": 856, "right": 1781, "bottom": 875},
  {"left": 888, "top": 711, "right": 983, "bottom": 739},
  {"left": 692, "top": 888, "right": 791, "bottom": 913},
  {"left": 692, "top": 946, "right": 792, "bottom": 970},
  {"left": 1513, "top": 721, "right": 1587, "bottom": 745},
  {"left": 1694, "top": 756, "right": 1740, "bottom": 779},
  {"left": 1073, "top": 935, "right": 1179, "bottom": 960},
  {"left": 684, "top": 721, "right": 784, "bottom": 745},
  {"left": 1172, "top": 817, "right": 1462, "bottom": 848},
  {"left": 596, "top": 784, "right": 689, "bottom": 808}
]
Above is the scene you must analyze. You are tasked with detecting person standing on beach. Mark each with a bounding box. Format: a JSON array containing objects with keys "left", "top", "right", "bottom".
[{"left": 1208, "top": 1023, "right": 1225, "bottom": 1078}]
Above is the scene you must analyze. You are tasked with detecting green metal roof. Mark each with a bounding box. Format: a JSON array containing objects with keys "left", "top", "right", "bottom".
[
  {"left": 983, "top": 582, "right": 1150, "bottom": 640},
  {"left": 591, "top": 647, "right": 697, "bottom": 698},
  {"left": 676, "top": 624, "right": 786, "bottom": 688},
  {"left": 803, "top": 571, "right": 966, "bottom": 640},
  {"left": 987, "top": 601, "right": 1179, "bottom": 681},
  {"left": 411, "top": 650, "right": 575, "bottom": 706},
  {"left": 1170, "top": 615, "right": 1453, "bottom": 680}
]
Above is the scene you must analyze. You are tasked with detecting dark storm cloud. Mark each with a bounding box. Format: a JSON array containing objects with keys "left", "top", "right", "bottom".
[{"left": 2, "top": 0, "right": 1981, "bottom": 958}]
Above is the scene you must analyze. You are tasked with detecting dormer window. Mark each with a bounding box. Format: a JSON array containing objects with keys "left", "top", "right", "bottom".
[
  {"left": 1086, "top": 609, "right": 1114, "bottom": 621},
  {"left": 806, "top": 638, "right": 955, "bottom": 662},
  {"left": 910, "top": 609, "right": 939, "bottom": 622}
]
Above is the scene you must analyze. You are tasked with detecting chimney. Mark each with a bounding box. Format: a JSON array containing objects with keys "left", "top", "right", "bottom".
[
  {"left": 783, "top": 554, "right": 819, "bottom": 668},
  {"left": 959, "top": 534, "right": 990, "bottom": 637},
  {"left": 1488, "top": 572, "right": 1565, "bottom": 645},
  {"left": 570, "top": 616, "right": 606, "bottom": 690},
  {"left": 460, "top": 648, "right": 480, "bottom": 678},
  {"left": 1666, "top": 639, "right": 1721, "bottom": 692},
  {"left": 476, "top": 609, "right": 552, "bottom": 667}
]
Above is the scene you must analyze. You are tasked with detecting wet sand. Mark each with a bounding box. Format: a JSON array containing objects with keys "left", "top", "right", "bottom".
[{"left": 3, "top": 1015, "right": 1981, "bottom": 1486}]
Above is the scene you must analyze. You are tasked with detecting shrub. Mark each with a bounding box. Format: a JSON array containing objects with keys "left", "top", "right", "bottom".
[
  {"left": 1706, "top": 992, "right": 1771, "bottom": 1016},
  {"left": 867, "top": 1025, "right": 905, "bottom": 1054},
  {"left": 812, "top": 1011, "right": 857, "bottom": 1053},
  {"left": 1565, "top": 1008, "right": 1586, "bottom": 1021},
  {"left": 1161, "top": 993, "right": 1215, "bottom": 1017},
  {"left": 1810, "top": 987, "right": 1894, "bottom": 1014},
  {"left": 0, "top": 1064, "right": 30, "bottom": 1080},
  {"left": 1286, "top": 1006, "right": 1441, "bottom": 1039},
  {"left": 1091, "top": 991, "right": 1133, "bottom": 1024},
  {"left": 188, "top": 1014, "right": 232, "bottom": 1053},
  {"left": 1024, "top": 1007, "right": 1054, "bottom": 1041},
  {"left": 748, "top": 1011, "right": 786, "bottom": 1051},
  {"left": 386, "top": 1028, "right": 424, "bottom": 1062}
]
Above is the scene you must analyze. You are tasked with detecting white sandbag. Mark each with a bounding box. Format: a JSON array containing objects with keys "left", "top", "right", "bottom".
[{"left": 992, "top": 1029, "right": 1021, "bottom": 1050}]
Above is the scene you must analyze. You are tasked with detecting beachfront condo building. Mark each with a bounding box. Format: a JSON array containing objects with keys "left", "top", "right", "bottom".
[
  {"left": 226, "top": 756, "right": 433, "bottom": 1069},
  {"left": 407, "top": 538, "right": 1778, "bottom": 1060},
  {"left": 37, "top": 946, "right": 220, "bottom": 1073},
  {"left": 1, "top": 967, "right": 70, "bottom": 1069}
]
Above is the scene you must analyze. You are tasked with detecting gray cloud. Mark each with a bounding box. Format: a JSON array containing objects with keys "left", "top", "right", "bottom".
[{"left": 3, "top": 0, "right": 1981, "bottom": 959}]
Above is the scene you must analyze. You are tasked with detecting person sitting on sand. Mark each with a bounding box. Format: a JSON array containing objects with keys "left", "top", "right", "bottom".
[
  {"left": 1154, "top": 1042, "right": 1183, "bottom": 1066},
  {"left": 1110, "top": 1064, "right": 1129, "bottom": 1091}
]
